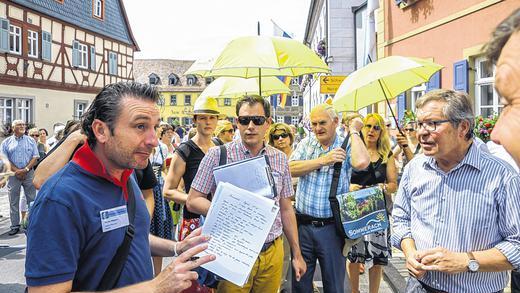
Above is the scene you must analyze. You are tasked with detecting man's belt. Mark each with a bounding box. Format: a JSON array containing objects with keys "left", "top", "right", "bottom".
[
  {"left": 295, "top": 212, "right": 335, "bottom": 227},
  {"left": 260, "top": 237, "right": 280, "bottom": 253}
]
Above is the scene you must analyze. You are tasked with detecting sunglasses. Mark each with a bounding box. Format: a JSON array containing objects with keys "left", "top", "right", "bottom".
[
  {"left": 30, "top": 134, "right": 40, "bottom": 137},
  {"left": 364, "top": 124, "right": 381, "bottom": 131},
  {"left": 272, "top": 133, "right": 289, "bottom": 140},
  {"left": 237, "top": 116, "right": 266, "bottom": 126},
  {"left": 224, "top": 129, "right": 234, "bottom": 134}
]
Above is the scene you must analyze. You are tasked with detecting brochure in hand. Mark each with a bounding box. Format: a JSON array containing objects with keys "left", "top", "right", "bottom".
[{"left": 336, "top": 186, "right": 389, "bottom": 239}]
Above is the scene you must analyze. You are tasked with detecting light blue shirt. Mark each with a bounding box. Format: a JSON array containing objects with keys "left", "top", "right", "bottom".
[
  {"left": 392, "top": 142, "right": 520, "bottom": 293},
  {"left": 290, "top": 134, "right": 351, "bottom": 218},
  {"left": 1, "top": 134, "right": 39, "bottom": 169}
]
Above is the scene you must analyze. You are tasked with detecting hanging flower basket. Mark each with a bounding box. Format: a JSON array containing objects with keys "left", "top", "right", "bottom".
[{"left": 474, "top": 114, "right": 498, "bottom": 143}]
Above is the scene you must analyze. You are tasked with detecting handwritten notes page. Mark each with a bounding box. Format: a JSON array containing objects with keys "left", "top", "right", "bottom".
[
  {"left": 199, "top": 182, "right": 279, "bottom": 287},
  {"left": 213, "top": 155, "right": 274, "bottom": 198}
]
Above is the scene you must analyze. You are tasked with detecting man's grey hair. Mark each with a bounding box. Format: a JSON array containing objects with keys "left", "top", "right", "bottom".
[
  {"left": 415, "top": 89, "right": 474, "bottom": 140},
  {"left": 12, "top": 120, "right": 24, "bottom": 127},
  {"left": 310, "top": 104, "right": 338, "bottom": 121},
  {"left": 484, "top": 8, "right": 520, "bottom": 65}
]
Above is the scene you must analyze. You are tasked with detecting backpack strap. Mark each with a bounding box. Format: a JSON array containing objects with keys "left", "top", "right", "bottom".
[
  {"left": 97, "top": 176, "right": 137, "bottom": 290},
  {"left": 219, "top": 145, "right": 227, "bottom": 166},
  {"left": 328, "top": 133, "right": 350, "bottom": 238}
]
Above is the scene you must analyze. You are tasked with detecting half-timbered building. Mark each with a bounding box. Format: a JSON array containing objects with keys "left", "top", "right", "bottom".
[{"left": 0, "top": 0, "right": 138, "bottom": 131}]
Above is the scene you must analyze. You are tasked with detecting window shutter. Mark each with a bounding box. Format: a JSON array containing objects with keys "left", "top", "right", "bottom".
[
  {"left": 42, "top": 31, "right": 51, "bottom": 61},
  {"left": 109, "top": 52, "right": 117, "bottom": 75},
  {"left": 453, "top": 60, "right": 469, "bottom": 93},
  {"left": 90, "top": 46, "right": 96, "bottom": 71},
  {"left": 72, "top": 40, "right": 79, "bottom": 67},
  {"left": 0, "top": 18, "right": 9, "bottom": 52},
  {"left": 426, "top": 71, "right": 441, "bottom": 92},
  {"left": 397, "top": 92, "right": 406, "bottom": 123}
]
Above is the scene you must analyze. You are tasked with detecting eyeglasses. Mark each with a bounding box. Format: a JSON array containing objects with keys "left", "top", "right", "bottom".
[
  {"left": 364, "top": 124, "right": 381, "bottom": 131},
  {"left": 272, "top": 133, "right": 289, "bottom": 140},
  {"left": 417, "top": 119, "right": 451, "bottom": 131},
  {"left": 237, "top": 116, "right": 266, "bottom": 126},
  {"left": 30, "top": 134, "right": 40, "bottom": 137}
]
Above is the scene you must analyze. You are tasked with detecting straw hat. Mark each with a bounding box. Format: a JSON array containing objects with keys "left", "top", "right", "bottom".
[{"left": 190, "top": 97, "right": 226, "bottom": 119}]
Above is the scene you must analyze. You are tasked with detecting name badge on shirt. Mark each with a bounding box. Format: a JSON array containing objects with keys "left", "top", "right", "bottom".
[{"left": 100, "top": 205, "right": 129, "bottom": 233}]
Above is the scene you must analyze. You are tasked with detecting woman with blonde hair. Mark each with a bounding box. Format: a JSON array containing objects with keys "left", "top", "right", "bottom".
[
  {"left": 213, "top": 120, "right": 234, "bottom": 145},
  {"left": 267, "top": 122, "right": 294, "bottom": 158},
  {"left": 347, "top": 113, "right": 397, "bottom": 293}
]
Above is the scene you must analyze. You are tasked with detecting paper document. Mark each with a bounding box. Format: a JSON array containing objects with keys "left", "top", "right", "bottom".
[
  {"left": 213, "top": 155, "right": 275, "bottom": 198},
  {"left": 198, "top": 182, "right": 279, "bottom": 287}
]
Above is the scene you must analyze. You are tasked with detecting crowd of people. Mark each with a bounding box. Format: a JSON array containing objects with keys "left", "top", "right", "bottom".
[{"left": 0, "top": 8, "right": 519, "bottom": 293}]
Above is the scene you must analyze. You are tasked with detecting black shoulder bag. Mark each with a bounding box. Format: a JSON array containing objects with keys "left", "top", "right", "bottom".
[
  {"left": 328, "top": 134, "right": 350, "bottom": 238},
  {"left": 97, "top": 180, "right": 137, "bottom": 291}
]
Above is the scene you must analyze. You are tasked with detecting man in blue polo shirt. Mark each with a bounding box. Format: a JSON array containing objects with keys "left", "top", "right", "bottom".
[{"left": 25, "top": 82, "right": 215, "bottom": 292}]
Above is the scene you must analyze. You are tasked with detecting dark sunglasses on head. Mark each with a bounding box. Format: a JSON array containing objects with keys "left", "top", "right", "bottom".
[
  {"left": 272, "top": 133, "right": 289, "bottom": 140},
  {"left": 237, "top": 116, "right": 266, "bottom": 126},
  {"left": 364, "top": 124, "right": 381, "bottom": 131}
]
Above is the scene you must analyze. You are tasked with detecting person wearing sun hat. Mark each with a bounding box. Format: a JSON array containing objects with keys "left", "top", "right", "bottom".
[{"left": 163, "top": 96, "right": 225, "bottom": 292}]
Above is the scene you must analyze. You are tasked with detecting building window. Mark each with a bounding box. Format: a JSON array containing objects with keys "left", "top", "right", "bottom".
[
  {"left": 291, "top": 116, "right": 299, "bottom": 125},
  {"left": 475, "top": 57, "right": 501, "bottom": 117},
  {"left": 276, "top": 116, "right": 284, "bottom": 123},
  {"left": 170, "top": 95, "right": 177, "bottom": 106},
  {"left": 28, "top": 30, "right": 38, "bottom": 58},
  {"left": 186, "top": 75, "right": 197, "bottom": 86},
  {"left": 17, "top": 99, "right": 31, "bottom": 122},
  {"left": 149, "top": 73, "right": 160, "bottom": 85},
  {"left": 9, "top": 25, "right": 21, "bottom": 55},
  {"left": 224, "top": 98, "right": 231, "bottom": 106},
  {"left": 0, "top": 98, "right": 13, "bottom": 124},
  {"left": 169, "top": 74, "right": 179, "bottom": 85},
  {"left": 72, "top": 41, "right": 88, "bottom": 69},
  {"left": 184, "top": 95, "right": 191, "bottom": 106},
  {"left": 74, "top": 100, "right": 88, "bottom": 119},
  {"left": 291, "top": 95, "right": 299, "bottom": 106},
  {"left": 93, "top": 0, "right": 104, "bottom": 19},
  {"left": 410, "top": 84, "right": 426, "bottom": 112}
]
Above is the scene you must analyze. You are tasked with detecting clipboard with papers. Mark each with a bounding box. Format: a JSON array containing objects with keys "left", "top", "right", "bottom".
[{"left": 213, "top": 155, "right": 276, "bottom": 199}]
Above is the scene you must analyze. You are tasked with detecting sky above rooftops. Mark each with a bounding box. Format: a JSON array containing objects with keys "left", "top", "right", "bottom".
[{"left": 122, "top": 0, "right": 311, "bottom": 60}]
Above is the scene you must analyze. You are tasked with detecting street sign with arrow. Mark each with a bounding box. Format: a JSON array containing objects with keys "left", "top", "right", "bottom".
[{"left": 320, "top": 75, "right": 346, "bottom": 94}]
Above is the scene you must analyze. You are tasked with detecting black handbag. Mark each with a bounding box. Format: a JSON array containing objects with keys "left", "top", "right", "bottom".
[{"left": 97, "top": 178, "right": 137, "bottom": 290}]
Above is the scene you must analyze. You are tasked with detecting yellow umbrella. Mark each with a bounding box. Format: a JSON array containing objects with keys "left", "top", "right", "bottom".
[
  {"left": 205, "top": 36, "right": 330, "bottom": 78},
  {"left": 198, "top": 76, "right": 290, "bottom": 100},
  {"left": 332, "top": 56, "right": 443, "bottom": 130}
]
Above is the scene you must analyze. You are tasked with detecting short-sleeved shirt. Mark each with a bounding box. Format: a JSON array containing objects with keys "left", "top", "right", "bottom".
[
  {"left": 1, "top": 134, "right": 39, "bottom": 168},
  {"left": 175, "top": 140, "right": 207, "bottom": 219},
  {"left": 25, "top": 143, "right": 153, "bottom": 290},
  {"left": 290, "top": 134, "right": 352, "bottom": 218},
  {"left": 191, "top": 140, "right": 293, "bottom": 243}
]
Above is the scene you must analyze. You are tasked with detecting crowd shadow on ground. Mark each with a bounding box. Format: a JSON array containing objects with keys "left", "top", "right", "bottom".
[{"left": 0, "top": 283, "right": 25, "bottom": 293}]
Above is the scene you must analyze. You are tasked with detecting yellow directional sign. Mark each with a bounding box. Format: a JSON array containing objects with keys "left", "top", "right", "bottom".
[{"left": 320, "top": 75, "right": 346, "bottom": 94}]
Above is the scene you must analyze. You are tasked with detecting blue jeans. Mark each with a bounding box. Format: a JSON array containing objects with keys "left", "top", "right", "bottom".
[{"left": 292, "top": 223, "right": 346, "bottom": 293}]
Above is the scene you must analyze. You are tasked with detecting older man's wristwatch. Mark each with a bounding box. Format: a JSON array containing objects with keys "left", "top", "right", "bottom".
[{"left": 467, "top": 252, "right": 479, "bottom": 272}]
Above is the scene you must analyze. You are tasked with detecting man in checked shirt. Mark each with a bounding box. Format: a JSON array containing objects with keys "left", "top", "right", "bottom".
[
  {"left": 187, "top": 95, "right": 306, "bottom": 293},
  {"left": 392, "top": 89, "right": 520, "bottom": 293}
]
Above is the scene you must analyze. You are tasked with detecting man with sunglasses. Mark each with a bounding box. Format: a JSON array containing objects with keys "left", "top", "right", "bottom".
[
  {"left": 392, "top": 89, "right": 520, "bottom": 293},
  {"left": 187, "top": 95, "right": 306, "bottom": 293},
  {"left": 289, "top": 104, "right": 370, "bottom": 293}
]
